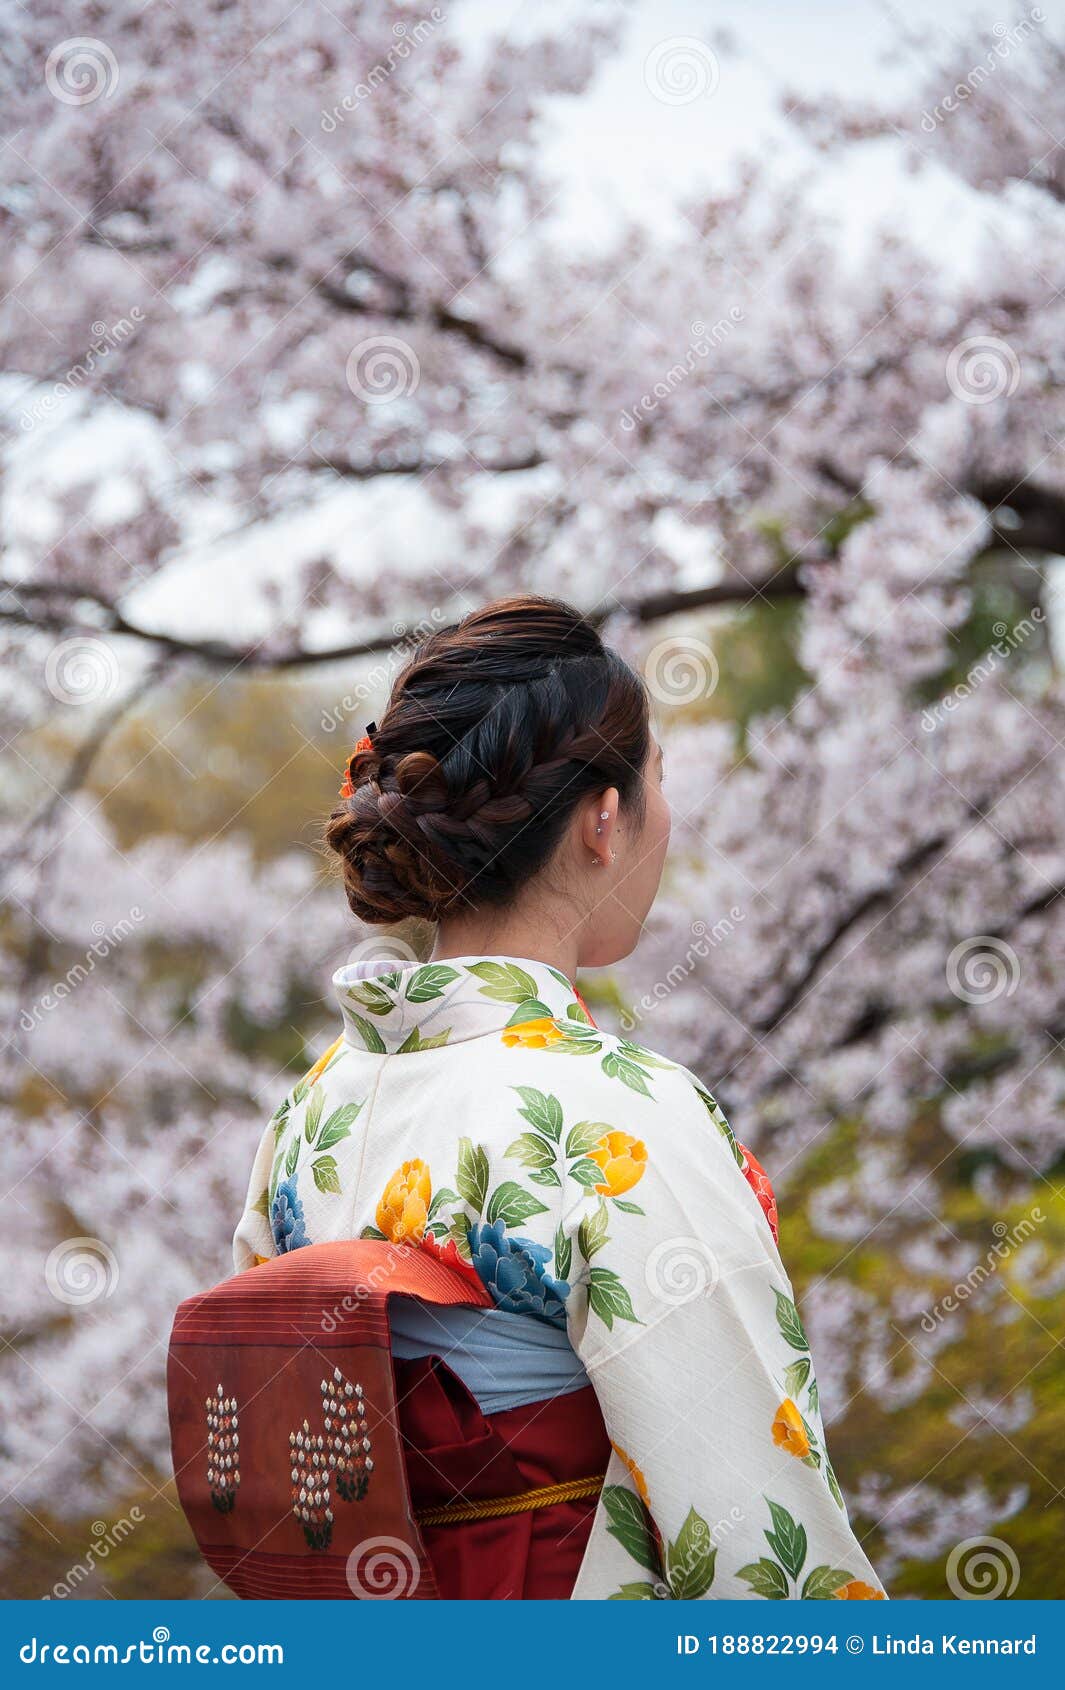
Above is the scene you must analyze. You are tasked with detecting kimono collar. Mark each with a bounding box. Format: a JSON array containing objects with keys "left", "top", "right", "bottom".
[{"left": 333, "top": 954, "right": 594, "bottom": 1055}]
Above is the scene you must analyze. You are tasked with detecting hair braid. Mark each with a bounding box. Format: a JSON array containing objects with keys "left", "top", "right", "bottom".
[{"left": 325, "top": 596, "right": 649, "bottom": 924}]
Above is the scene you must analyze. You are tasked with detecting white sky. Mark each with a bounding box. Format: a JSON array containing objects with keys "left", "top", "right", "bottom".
[{"left": 475, "top": 0, "right": 1060, "bottom": 267}]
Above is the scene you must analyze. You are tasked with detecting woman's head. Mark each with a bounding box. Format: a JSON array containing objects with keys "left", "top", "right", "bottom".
[{"left": 325, "top": 596, "right": 670, "bottom": 966}]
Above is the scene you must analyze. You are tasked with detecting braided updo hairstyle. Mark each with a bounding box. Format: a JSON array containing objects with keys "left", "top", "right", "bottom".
[{"left": 326, "top": 596, "right": 650, "bottom": 924}]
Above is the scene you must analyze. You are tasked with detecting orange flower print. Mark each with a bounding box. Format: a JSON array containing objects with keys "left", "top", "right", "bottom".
[
  {"left": 303, "top": 1034, "right": 343, "bottom": 1090},
  {"left": 835, "top": 1580, "right": 885, "bottom": 1599},
  {"left": 590, "top": 1130, "right": 647, "bottom": 1197},
  {"left": 611, "top": 1438, "right": 652, "bottom": 1510},
  {"left": 501, "top": 1018, "right": 564, "bottom": 1049},
  {"left": 771, "top": 1398, "right": 810, "bottom": 1459},
  {"left": 376, "top": 1159, "right": 432, "bottom": 1243}
]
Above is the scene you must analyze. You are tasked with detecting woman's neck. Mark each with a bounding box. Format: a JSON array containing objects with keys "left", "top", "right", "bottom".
[{"left": 431, "top": 906, "right": 581, "bottom": 984}]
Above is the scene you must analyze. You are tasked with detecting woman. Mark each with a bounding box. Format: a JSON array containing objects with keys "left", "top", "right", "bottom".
[{"left": 233, "top": 595, "right": 884, "bottom": 1600}]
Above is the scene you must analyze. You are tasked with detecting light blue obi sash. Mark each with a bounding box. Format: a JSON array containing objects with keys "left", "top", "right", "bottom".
[{"left": 388, "top": 1296, "right": 590, "bottom": 1415}]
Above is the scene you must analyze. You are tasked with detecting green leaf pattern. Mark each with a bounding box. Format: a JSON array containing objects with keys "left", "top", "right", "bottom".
[{"left": 738, "top": 1499, "right": 857, "bottom": 1601}]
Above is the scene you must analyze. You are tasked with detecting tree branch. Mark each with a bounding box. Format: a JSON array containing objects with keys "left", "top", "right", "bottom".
[
  {"left": 0, "top": 563, "right": 807, "bottom": 672},
  {"left": 751, "top": 795, "right": 998, "bottom": 1043}
]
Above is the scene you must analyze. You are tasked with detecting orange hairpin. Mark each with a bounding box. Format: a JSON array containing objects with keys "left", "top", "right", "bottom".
[{"left": 339, "top": 729, "right": 375, "bottom": 800}]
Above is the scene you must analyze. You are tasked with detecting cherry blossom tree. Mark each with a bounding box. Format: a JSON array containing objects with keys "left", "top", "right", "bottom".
[{"left": 1, "top": 1, "right": 1063, "bottom": 1596}]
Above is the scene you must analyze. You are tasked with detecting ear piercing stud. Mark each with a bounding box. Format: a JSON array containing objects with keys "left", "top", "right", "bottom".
[{"left": 595, "top": 810, "right": 609, "bottom": 835}]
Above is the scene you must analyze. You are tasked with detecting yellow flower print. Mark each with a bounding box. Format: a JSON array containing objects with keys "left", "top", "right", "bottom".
[
  {"left": 835, "top": 1580, "right": 885, "bottom": 1599},
  {"left": 611, "top": 1438, "right": 652, "bottom": 1510},
  {"left": 501, "top": 1018, "right": 564, "bottom": 1049},
  {"left": 771, "top": 1398, "right": 810, "bottom": 1459},
  {"left": 590, "top": 1130, "right": 647, "bottom": 1197},
  {"left": 303, "top": 1033, "right": 343, "bottom": 1089},
  {"left": 376, "top": 1159, "right": 432, "bottom": 1243}
]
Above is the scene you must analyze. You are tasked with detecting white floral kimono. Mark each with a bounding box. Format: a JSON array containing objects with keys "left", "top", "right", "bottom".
[{"left": 234, "top": 955, "right": 885, "bottom": 1600}]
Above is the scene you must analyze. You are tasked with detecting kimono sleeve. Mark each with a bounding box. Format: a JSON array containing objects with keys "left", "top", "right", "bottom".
[
  {"left": 563, "top": 1069, "right": 884, "bottom": 1601},
  {"left": 232, "top": 1116, "right": 277, "bottom": 1273}
]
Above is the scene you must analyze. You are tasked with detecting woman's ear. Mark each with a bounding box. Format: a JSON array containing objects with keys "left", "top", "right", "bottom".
[{"left": 580, "top": 787, "right": 619, "bottom": 868}]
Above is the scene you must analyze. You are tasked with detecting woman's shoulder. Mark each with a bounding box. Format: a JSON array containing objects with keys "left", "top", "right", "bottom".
[{"left": 499, "top": 1015, "right": 745, "bottom": 1168}]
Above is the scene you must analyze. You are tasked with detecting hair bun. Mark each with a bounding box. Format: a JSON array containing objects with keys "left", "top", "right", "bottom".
[{"left": 325, "top": 595, "right": 649, "bottom": 926}]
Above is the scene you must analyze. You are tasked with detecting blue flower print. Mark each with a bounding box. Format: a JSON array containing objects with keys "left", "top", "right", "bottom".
[
  {"left": 272, "top": 1175, "right": 310, "bottom": 1253},
  {"left": 468, "top": 1219, "right": 570, "bottom": 1326}
]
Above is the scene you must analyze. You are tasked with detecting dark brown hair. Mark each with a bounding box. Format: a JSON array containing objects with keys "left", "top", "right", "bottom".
[{"left": 326, "top": 596, "right": 650, "bottom": 924}]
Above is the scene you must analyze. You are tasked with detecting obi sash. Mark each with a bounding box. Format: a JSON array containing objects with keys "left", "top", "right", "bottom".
[{"left": 167, "top": 1240, "right": 609, "bottom": 1599}]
